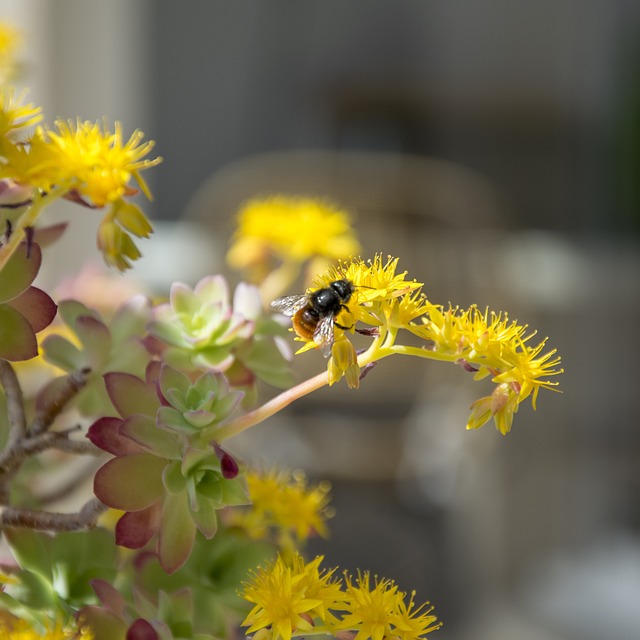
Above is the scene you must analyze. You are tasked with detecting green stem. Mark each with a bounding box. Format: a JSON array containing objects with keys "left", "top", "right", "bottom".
[
  {"left": 0, "top": 185, "right": 66, "bottom": 273},
  {"left": 216, "top": 336, "right": 462, "bottom": 442},
  {"left": 215, "top": 368, "right": 330, "bottom": 441}
]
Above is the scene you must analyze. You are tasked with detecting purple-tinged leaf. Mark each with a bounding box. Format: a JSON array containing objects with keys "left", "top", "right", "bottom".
[
  {"left": 91, "top": 579, "right": 127, "bottom": 616},
  {"left": 115, "top": 504, "right": 160, "bottom": 549},
  {"left": 127, "top": 619, "right": 159, "bottom": 640},
  {"left": 8, "top": 286, "right": 57, "bottom": 333},
  {"left": 94, "top": 453, "right": 167, "bottom": 511},
  {"left": 41, "top": 334, "right": 84, "bottom": 371},
  {"left": 74, "top": 315, "right": 111, "bottom": 369},
  {"left": 0, "top": 242, "right": 41, "bottom": 303},
  {"left": 158, "top": 490, "right": 196, "bottom": 574},
  {"left": 0, "top": 304, "right": 37, "bottom": 361},
  {"left": 32, "top": 222, "right": 67, "bottom": 248},
  {"left": 120, "top": 414, "right": 181, "bottom": 459},
  {"left": 104, "top": 372, "right": 160, "bottom": 419},
  {"left": 87, "top": 417, "right": 141, "bottom": 456}
]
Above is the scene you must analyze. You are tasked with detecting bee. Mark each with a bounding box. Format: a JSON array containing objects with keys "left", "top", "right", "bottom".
[{"left": 270, "top": 279, "right": 356, "bottom": 357}]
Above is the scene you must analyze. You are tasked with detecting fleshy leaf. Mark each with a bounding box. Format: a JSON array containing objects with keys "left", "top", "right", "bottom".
[
  {"left": 159, "top": 365, "right": 191, "bottom": 403},
  {"left": 8, "top": 286, "right": 57, "bottom": 333},
  {"left": 158, "top": 490, "right": 196, "bottom": 574},
  {"left": 94, "top": 454, "right": 167, "bottom": 511},
  {"left": 3, "top": 528, "right": 52, "bottom": 581},
  {"left": 0, "top": 304, "right": 38, "bottom": 360},
  {"left": 0, "top": 242, "right": 41, "bottom": 303},
  {"left": 110, "top": 295, "right": 151, "bottom": 343},
  {"left": 190, "top": 494, "right": 218, "bottom": 539},
  {"left": 87, "top": 417, "right": 140, "bottom": 456},
  {"left": 162, "top": 460, "right": 188, "bottom": 495},
  {"left": 120, "top": 414, "right": 181, "bottom": 459},
  {"left": 115, "top": 504, "right": 160, "bottom": 549},
  {"left": 58, "top": 299, "right": 101, "bottom": 327},
  {"left": 91, "top": 578, "right": 127, "bottom": 616},
  {"left": 74, "top": 315, "right": 111, "bottom": 369},
  {"left": 32, "top": 222, "right": 68, "bottom": 247},
  {"left": 79, "top": 606, "right": 129, "bottom": 640},
  {"left": 41, "top": 334, "right": 84, "bottom": 371},
  {"left": 128, "top": 618, "right": 159, "bottom": 640},
  {"left": 105, "top": 372, "right": 160, "bottom": 418}
]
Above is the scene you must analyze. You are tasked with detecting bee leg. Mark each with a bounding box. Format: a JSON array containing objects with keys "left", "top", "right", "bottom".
[{"left": 334, "top": 321, "right": 354, "bottom": 331}]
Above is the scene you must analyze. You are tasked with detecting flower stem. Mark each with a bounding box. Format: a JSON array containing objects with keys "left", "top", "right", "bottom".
[
  {"left": 216, "top": 368, "right": 330, "bottom": 441},
  {"left": 0, "top": 185, "right": 66, "bottom": 273}
]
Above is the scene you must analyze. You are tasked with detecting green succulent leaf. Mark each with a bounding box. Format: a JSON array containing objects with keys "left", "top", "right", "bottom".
[
  {"left": 159, "top": 365, "right": 191, "bottom": 402},
  {"left": 3, "top": 528, "right": 53, "bottom": 581},
  {"left": 158, "top": 490, "right": 196, "bottom": 574},
  {"left": 74, "top": 315, "right": 112, "bottom": 370},
  {"left": 58, "top": 299, "right": 101, "bottom": 328},
  {"left": 41, "top": 333, "right": 84, "bottom": 371},
  {"left": 105, "top": 372, "right": 161, "bottom": 419},
  {"left": 49, "top": 529, "right": 118, "bottom": 604},
  {"left": 162, "top": 460, "right": 188, "bottom": 495},
  {"left": 120, "top": 414, "right": 181, "bottom": 459},
  {"left": 110, "top": 295, "right": 151, "bottom": 344},
  {"left": 190, "top": 494, "right": 218, "bottom": 539},
  {"left": 94, "top": 453, "right": 167, "bottom": 511},
  {"left": 0, "top": 242, "right": 41, "bottom": 303},
  {"left": 0, "top": 303, "right": 38, "bottom": 360}
]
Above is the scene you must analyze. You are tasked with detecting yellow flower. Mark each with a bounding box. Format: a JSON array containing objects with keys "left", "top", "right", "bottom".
[
  {"left": 0, "top": 89, "right": 42, "bottom": 142},
  {"left": 240, "top": 554, "right": 328, "bottom": 640},
  {"left": 391, "top": 591, "right": 442, "bottom": 640},
  {"left": 240, "top": 555, "right": 439, "bottom": 640},
  {"left": 276, "top": 254, "right": 562, "bottom": 434},
  {"left": 228, "top": 195, "right": 361, "bottom": 272},
  {"left": 233, "top": 469, "right": 332, "bottom": 547},
  {"left": 338, "top": 572, "right": 403, "bottom": 640},
  {"left": 0, "top": 24, "right": 22, "bottom": 85},
  {"left": 41, "top": 119, "right": 161, "bottom": 207}
]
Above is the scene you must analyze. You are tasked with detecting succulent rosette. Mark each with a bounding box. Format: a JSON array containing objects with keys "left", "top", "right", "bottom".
[
  {"left": 148, "top": 275, "right": 293, "bottom": 392},
  {"left": 88, "top": 364, "right": 250, "bottom": 573}
]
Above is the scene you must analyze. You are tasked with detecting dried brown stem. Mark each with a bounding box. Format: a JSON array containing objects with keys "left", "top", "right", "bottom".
[
  {"left": 0, "top": 359, "right": 27, "bottom": 448},
  {"left": 0, "top": 497, "right": 107, "bottom": 532},
  {"left": 30, "top": 367, "right": 91, "bottom": 436}
]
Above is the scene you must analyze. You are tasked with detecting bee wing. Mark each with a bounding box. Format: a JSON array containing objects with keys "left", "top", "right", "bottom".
[
  {"left": 270, "top": 294, "right": 309, "bottom": 317},
  {"left": 313, "top": 315, "right": 336, "bottom": 358}
]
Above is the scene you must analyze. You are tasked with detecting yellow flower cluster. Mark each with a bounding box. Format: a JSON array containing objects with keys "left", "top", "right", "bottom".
[
  {"left": 227, "top": 196, "right": 361, "bottom": 301},
  {"left": 0, "top": 23, "right": 21, "bottom": 85},
  {"left": 230, "top": 469, "right": 332, "bottom": 550},
  {"left": 240, "top": 553, "right": 441, "bottom": 640},
  {"left": 277, "top": 255, "right": 562, "bottom": 434},
  {"left": 0, "top": 90, "right": 161, "bottom": 270},
  {"left": 229, "top": 196, "right": 360, "bottom": 267}
]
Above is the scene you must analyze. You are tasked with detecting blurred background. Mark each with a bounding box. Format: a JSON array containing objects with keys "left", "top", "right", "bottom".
[{"left": 5, "top": 1, "right": 640, "bottom": 638}]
